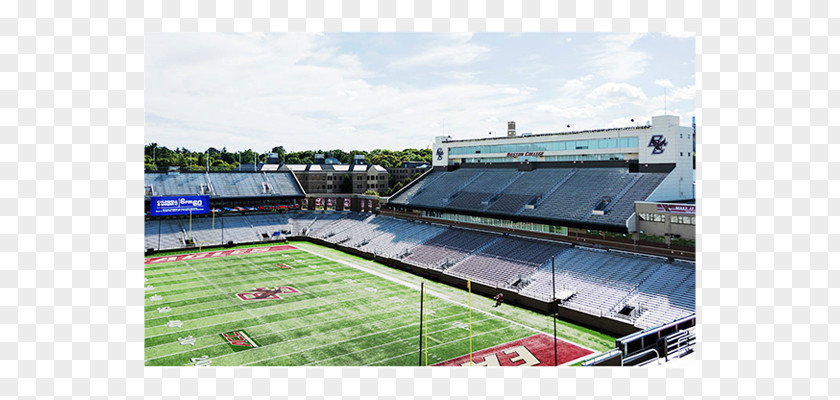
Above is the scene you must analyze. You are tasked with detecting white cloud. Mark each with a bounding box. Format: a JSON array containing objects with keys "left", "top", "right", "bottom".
[
  {"left": 145, "top": 33, "right": 694, "bottom": 152},
  {"left": 389, "top": 34, "right": 489, "bottom": 69},
  {"left": 587, "top": 82, "right": 648, "bottom": 101},
  {"left": 585, "top": 34, "right": 649, "bottom": 81},
  {"left": 560, "top": 74, "right": 593, "bottom": 94},
  {"left": 655, "top": 79, "right": 674, "bottom": 88}
]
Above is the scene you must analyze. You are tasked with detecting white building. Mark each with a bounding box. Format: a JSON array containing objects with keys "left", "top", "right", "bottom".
[{"left": 432, "top": 115, "right": 695, "bottom": 201}]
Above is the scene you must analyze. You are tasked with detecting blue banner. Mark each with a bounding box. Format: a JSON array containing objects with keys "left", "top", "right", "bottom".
[{"left": 150, "top": 195, "right": 210, "bottom": 216}]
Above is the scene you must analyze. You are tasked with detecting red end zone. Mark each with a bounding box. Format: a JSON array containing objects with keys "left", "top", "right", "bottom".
[
  {"left": 145, "top": 245, "right": 297, "bottom": 265},
  {"left": 433, "top": 334, "right": 593, "bottom": 366}
]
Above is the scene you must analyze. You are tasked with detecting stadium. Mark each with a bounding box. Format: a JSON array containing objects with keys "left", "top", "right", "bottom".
[{"left": 144, "top": 115, "right": 696, "bottom": 367}]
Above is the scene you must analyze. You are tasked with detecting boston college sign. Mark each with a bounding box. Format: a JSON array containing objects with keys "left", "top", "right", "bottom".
[{"left": 506, "top": 152, "right": 545, "bottom": 158}]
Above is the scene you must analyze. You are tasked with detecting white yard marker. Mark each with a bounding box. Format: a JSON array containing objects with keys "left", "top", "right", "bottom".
[
  {"left": 156, "top": 306, "right": 171, "bottom": 313},
  {"left": 149, "top": 294, "right": 163, "bottom": 301},
  {"left": 190, "top": 355, "right": 211, "bottom": 366},
  {"left": 178, "top": 336, "right": 196, "bottom": 346},
  {"left": 167, "top": 320, "right": 183, "bottom": 328},
  {"left": 145, "top": 285, "right": 155, "bottom": 291}
]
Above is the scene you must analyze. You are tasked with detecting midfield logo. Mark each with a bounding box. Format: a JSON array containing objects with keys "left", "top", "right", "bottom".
[
  {"left": 220, "top": 330, "right": 260, "bottom": 351},
  {"left": 236, "top": 286, "right": 300, "bottom": 301}
]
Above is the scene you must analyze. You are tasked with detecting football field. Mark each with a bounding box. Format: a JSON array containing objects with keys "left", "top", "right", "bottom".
[{"left": 144, "top": 242, "right": 613, "bottom": 366}]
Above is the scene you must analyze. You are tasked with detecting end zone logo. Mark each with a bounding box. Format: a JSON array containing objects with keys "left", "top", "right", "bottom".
[
  {"left": 433, "top": 334, "right": 593, "bottom": 366},
  {"left": 648, "top": 135, "right": 668, "bottom": 154},
  {"left": 220, "top": 330, "right": 260, "bottom": 351},
  {"left": 236, "top": 286, "right": 300, "bottom": 301}
]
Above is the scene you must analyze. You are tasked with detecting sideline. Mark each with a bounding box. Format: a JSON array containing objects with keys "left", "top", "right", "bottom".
[{"left": 293, "top": 244, "right": 599, "bottom": 356}]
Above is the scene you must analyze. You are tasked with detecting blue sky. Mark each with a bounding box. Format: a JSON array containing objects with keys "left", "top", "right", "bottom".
[{"left": 146, "top": 33, "right": 695, "bottom": 152}]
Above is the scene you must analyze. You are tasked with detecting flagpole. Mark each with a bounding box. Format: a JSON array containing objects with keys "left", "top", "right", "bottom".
[{"left": 468, "top": 279, "right": 473, "bottom": 366}]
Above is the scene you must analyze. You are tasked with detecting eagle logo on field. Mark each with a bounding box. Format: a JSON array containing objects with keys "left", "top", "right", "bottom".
[
  {"left": 236, "top": 286, "right": 300, "bottom": 301},
  {"left": 436, "top": 147, "right": 444, "bottom": 160},
  {"left": 648, "top": 135, "right": 668, "bottom": 155}
]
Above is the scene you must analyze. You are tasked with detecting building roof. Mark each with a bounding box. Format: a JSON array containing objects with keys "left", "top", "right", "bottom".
[
  {"left": 279, "top": 164, "right": 387, "bottom": 173},
  {"left": 442, "top": 124, "right": 652, "bottom": 145}
]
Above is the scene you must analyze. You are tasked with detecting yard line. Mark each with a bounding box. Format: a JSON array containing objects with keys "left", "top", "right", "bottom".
[
  {"left": 146, "top": 299, "right": 460, "bottom": 362},
  {"left": 181, "top": 259, "right": 289, "bottom": 344},
  {"left": 305, "top": 316, "right": 496, "bottom": 366},
  {"left": 144, "top": 284, "right": 413, "bottom": 342},
  {"left": 369, "top": 325, "right": 521, "bottom": 366},
  {"left": 143, "top": 278, "right": 402, "bottom": 327},
  {"left": 143, "top": 267, "right": 410, "bottom": 320},
  {"left": 294, "top": 245, "right": 599, "bottom": 354},
  {"left": 143, "top": 268, "right": 389, "bottom": 310},
  {"left": 144, "top": 268, "right": 377, "bottom": 303},
  {"left": 238, "top": 312, "right": 491, "bottom": 367}
]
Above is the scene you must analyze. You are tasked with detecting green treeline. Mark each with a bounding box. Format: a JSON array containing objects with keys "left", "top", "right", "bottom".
[{"left": 144, "top": 144, "right": 432, "bottom": 172}]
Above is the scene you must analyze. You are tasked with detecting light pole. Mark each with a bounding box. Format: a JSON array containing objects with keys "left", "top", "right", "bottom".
[{"left": 552, "top": 255, "right": 557, "bottom": 366}]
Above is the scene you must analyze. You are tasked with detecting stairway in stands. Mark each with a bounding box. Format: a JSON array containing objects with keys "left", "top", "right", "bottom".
[
  {"left": 515, "top": 169, "right": 578, "bottom": 214},
  {"left": 441, "top": 234, "right": 503, "bottom": 271},
  {"left": 479, "top": 171, "right": 525, "bottom": 211}
]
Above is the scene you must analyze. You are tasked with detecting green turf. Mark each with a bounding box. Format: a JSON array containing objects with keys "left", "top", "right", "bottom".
[{"left": 145, "top": 242, "right": 614, "bottom": 366}]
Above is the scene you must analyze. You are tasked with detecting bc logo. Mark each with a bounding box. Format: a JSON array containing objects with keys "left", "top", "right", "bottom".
[
  {"left": 648, "top": 135, "right": 668, "bottom": 155},
  {"left": 436, "top": 147, "right": 444, "bottom": 160}
]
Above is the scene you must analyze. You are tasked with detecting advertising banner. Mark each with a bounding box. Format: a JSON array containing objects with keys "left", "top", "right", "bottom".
[
  {"left": 656, "top": 204, "right": 695, "bottom": 215},
  {"left": 150, "top": 196, "right": 210, "bottom": 216}
]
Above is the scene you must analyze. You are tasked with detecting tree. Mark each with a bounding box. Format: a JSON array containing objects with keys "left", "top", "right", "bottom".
[
  {"left": 392, "top": 181, "right": 404, "bottom": 194},
  {"left": 341, "top": 174, "right": 352, "bottom": 193},
  {"left": 271, "top": 146, "right": 286, "bottom": 157}
]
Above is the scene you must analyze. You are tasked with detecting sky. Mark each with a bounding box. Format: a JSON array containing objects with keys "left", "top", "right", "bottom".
[{"left": 145, "top": 32, "right": 695, "bottom": 153}]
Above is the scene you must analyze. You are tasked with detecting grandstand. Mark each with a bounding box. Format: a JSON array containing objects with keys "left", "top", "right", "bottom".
[
  {"left": 144, "top": 170, "right": 304, "bottom": 198},
  {"left": 388, "top": 165, "right": 669, "bottom": 232},
  {"left": 145, "top": 210, "right": 694, "bottom": 330}
]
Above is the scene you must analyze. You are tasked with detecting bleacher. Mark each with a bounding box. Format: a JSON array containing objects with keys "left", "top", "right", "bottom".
[
  {"left": 146, "top": 173, "right": 209, "bottom": 197},
  {"left": 144, "top": 171, "right": 304, "bottom": 198},
  {"left": 145, "top": 210, "right": 694, "bottom": 329},
  {"left": 403, "top": 228, "right": 499, "bottom": 268},
  {"left": 389, "top": 166, "right": 668, "bottom": 229},
  {"left": 400, "top": 169, "right": 486, "bottom": 208},
  {"left": 445, "top": 169, "right": 521, "bottom": 211}
]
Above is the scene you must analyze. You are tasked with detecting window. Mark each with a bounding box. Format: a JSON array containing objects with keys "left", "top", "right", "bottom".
[
  {"left": 670, "top": 215, "right": 696, "bottom": 225},
  {"left": 639, "top": 213, "right": 665, "bottom": 223}
]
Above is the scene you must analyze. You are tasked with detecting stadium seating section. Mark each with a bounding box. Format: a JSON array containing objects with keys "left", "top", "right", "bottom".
[
  {"left": 146, "top": 211, "right": 694, "bottom": 330},
  {"left": 388, "top": 167, "right": 669, "bottom": 228},
  {"left": 145, "top": 171, "right": 304, "bottom": 197}
]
